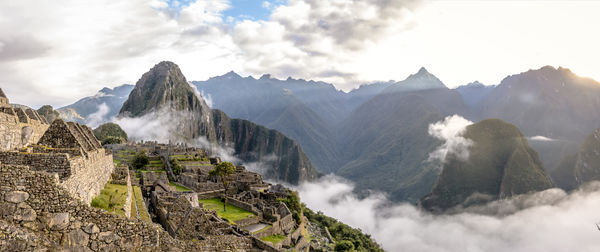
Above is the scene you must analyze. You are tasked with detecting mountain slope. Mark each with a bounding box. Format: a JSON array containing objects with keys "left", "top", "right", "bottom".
[
  {"left": 419, "top": 119, "right": 553, "bottom": 212},
  {"left": 118, "top": 61, "right": 318, "bottom": 184},
  {"left": 336, "top": 70, "right": 469, "bottom": 202},
  {"left": 193, "top": 73, "right": 343, "bottom": 173},
  {"left": 60, "top": 84, "right": 134, "bottom": 124},
  {"left": 455, "top": 81, "right": 494, "bottom": 107}
]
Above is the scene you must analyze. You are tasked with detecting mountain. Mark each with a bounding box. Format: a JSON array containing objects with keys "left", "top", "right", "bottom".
[
  {"left": 36, "top": 105, "right": 60, "bottom": 122},
  {"left": 118, "top": 61, "right": 318, "bottom": 184},
  {"left": 550, "top": 128, "right": 600, "bottom": 191},
  {"left": 60, "top": 84, "right": 134, "bottom": 124},
  {"left": 336, "top": 72, "right": 469, "bottom": 202},
  {"left": 455, "top": 81, "right": 495, "bottom": 107},
  {"left": 419, "top": 119, "right": 553, "bottom": 212},
  {"left": 193, "top": 72, "right": 346, "bottom": 173},
  {"left": 476, "top": 66, "right": 600, "bottom": 181}
]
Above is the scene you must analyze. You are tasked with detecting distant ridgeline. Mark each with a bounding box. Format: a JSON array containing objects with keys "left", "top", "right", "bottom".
[
  {"left": 193, "top": 65, "right": 600, "bottom": 204},
  {"left": 117, "top": 61, "right": 318, "bottom": 184}
]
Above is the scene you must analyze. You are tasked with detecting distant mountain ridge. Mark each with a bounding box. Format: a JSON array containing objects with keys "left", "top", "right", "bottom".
[
  {"left": 60, "top": 84, "right": 134, "bottom": 124},
  {"left": 118, "top": 61, "right": 318, "bottom": 184}
]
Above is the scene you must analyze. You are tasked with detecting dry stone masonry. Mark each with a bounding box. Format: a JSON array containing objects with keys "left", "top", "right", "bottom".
[{"left": 0, "top": 89, "right": 49, "bottom": 151}]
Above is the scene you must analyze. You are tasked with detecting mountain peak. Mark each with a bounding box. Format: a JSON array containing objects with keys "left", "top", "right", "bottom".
[
  {"left": 386, "top": 67, "right": 446, "bottom": 93},
  {"left": 259, "top": 74, "right": 272, "bottom": 80},
  {"left": 119, "top": 61, "right": 209, "bottom": 117},
  {"left": 465, "top": 81, "right": 485, "bottom": 87},
  {"left": 223, "top": 70, "right": 241, "bottom": 78}
]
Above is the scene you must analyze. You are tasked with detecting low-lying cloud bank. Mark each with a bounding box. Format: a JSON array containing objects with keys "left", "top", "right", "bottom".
[{"left": 297, "top": 175, "right": 600, "bottom": 252}]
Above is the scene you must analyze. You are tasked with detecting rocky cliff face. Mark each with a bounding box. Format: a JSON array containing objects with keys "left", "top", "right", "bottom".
[
  {"left": 118, "top": 61, "right": 317, "bottom": 184},
  {"left": 420, "top": 119, "right": 553, "bottom": 212}
]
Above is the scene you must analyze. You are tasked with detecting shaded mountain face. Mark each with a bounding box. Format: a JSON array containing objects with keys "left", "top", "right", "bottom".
[
  {"left": 551, "top": 128, "right": 600, "bottom": 191},
  {"left": 419, "top": 119, "right": 553, "bottom": 212},
  {"left": 60, "top": 84, "right": 134, "bottom": 124},
  {"left": 337, "top": 85, "right": 469, "bottom": 202},
  {"left": 455, "top": 81, "right": 495, "bottom": 107},
  {"left": 194, "top": 67, "right": 468, "bottom": 201},
  {"left": 474, "top": 66, "right": 600, "bottom": 182},
  {"left": 193, "top": 73, "right": 344, "bottom": 173},
  {"left": 118, "top": 61, "right": 318, "bottom": 184}
]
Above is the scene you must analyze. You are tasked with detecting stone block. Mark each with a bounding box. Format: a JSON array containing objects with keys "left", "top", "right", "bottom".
[
  {"left": 47, "top": 212, "right": 70, "bottom": 230},
  {"left": 5, "top": 191, "right": 29, "bottom": 203}
]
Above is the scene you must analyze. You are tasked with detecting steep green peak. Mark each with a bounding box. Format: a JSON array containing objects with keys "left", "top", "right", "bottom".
[
  {"left": 420, "top": 118, "right": 552, "bottom": 212},
  {"left": 119, "top": 61, "right": 208, "bottom": 117}
]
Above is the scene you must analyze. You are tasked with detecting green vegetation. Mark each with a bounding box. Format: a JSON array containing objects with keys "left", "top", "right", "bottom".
[
  {"left": 260, "top": 234, "right": 286, "bottom": 245},
  {"left": 91, "top": 183, "right": 129, "bottom": 217},
  {"left": 93, "top": 123, "right": 128, "bottom": 145},
  {"left": 278, "top": 190, "right": 302, "bottom": 223},
  {"left": 420, "top": 119, "right": 553, "bottom": 211},
  {"left": 334, "top": 240, "right": 356, "bottom": 252},
  {"left": 304, "top": 208, "right": 384, "bottom": 252},
  {"left": 251, "top": 224, "right": 272, "bottom": 234},
  {"left": 198, "top": 198, "right": 256, "bottom": 223},
  {"left": 169, "top": 181, "right": 192, "bottom": 192},
  {"left": 37, "top": 105, "right": 60, "bottom": 122},
  {"left": 209, "top": 161, "right": 236, "bottom": 211},
  {"left": 170, "top": 158, "right": 182, "bottom": 175},
  {"left": 132, "top": 152, "right": 149, "bottom": 170},
  {"left": 132, "top": 186, "right": 151, "bottom": 223}
]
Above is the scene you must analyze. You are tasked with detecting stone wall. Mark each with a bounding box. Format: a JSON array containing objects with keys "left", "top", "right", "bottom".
[
  {"left": 0, "top": 149, "right": 114, "bottom": 204},
  {"left": 0, "top": 107, "right": 48, "bottom": 151},
  {"left": 0, "top": 163, "right": 256, "bottom": 251}
]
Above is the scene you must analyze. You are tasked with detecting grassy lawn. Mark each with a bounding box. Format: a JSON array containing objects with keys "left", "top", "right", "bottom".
[
  {"left": 261, "top": 234, "right": 287, "bottom": 245},
  {"left": 132, "top": 186, "right": 152, "bottom": 223},
  {"left": 91, "top": 183, "right": 129, "bottom": 217},
  {"left": 169, "top": 181, "right": 192, "bottom": 192},
  {"left": 198, "top": 198, "right": 256, "bottom": 223}
]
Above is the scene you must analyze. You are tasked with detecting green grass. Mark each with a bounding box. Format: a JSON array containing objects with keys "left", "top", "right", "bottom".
[
  {"left": 91, "top": 183, "right": 129, "bottom": 217},
  {"left": 113, "top": 159, "right": 121, "bottom": 166},
  {"left": 169, "top": 182, "right": 192, "bottom": 192},
  {"left": 198, "top": 198, "right": 256, "bottom": 223},
  {"left": 252, "top": 224, "right": 272, "bottom": 234},
  {"left": 261, "top": 234, "right": 286, "bottom": 244},
  {"left": 132, "top": 186, "right": 151, "bottom": 223}
]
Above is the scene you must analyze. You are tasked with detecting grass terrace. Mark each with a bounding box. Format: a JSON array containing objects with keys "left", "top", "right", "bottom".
[
  {"left": 261, "top": 234, "right": 287, "bottom": 245},
  {"left": 91, "top": 183, "right": 129, "bottom": 217},
  {"left": 132, "top": 186, "right": 152, "bottom": 223},
  {"left": 169, "top": 181, "right": 193, "bottom": 192},
  {"left": 198, "top": 198, "right": 256, "bottom": 223}
]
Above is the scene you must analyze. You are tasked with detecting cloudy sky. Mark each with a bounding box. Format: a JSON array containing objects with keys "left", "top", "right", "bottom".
[{"left": 1, "top": 0, "right": 600, "bottom": 107}]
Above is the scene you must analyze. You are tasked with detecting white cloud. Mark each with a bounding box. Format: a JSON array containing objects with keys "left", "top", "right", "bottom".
[
  {"left": 529, "top": 136, "right": 556, "bottom": 142},
  {"left": 297, "top": 175, "right": 600, "bottom": 252},
  {"left": 3, "top": 1, "right": 600, "bottom": 106},
  {"left": 428, "top": 115, "right": 474, "bottom": 164},
  {"left": 85, "top": 103, "right": 110, "bottom": 128}
]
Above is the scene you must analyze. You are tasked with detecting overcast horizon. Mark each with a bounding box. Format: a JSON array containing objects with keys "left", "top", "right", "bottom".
[{"left": 2, "top": 0, "right": 600, "bottom": 107}]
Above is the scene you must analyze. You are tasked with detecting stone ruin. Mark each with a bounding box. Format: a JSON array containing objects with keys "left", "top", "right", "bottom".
[
  {"left": 0, "top": 88, "right": 49, "bottom": 151},
  {"left": 0, "top": 118, "right": 114, "bottom": 204}
]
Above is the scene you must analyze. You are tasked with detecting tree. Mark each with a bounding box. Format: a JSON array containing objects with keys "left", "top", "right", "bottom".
[
  {"left": 334, "top": 240, "right": 355, "bottom": 252},
  {"left": 132, "top": 151, "right": 149, "bottom": 170},
  {"left": 209, "top": 161, "right": 236, "bottom": 211}
]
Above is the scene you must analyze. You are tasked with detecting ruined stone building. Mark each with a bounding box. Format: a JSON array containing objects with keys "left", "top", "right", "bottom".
[
  {"left": 0, "top": 88, "right": 49, "bottom": 151},
  {"left": 0, "top": 119, "right": 114, "bottom": 204}
]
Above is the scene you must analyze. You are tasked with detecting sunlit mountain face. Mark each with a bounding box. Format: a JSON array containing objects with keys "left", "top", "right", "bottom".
[{"left": 3, "top": 1, "right": 600, "bottom": 251}]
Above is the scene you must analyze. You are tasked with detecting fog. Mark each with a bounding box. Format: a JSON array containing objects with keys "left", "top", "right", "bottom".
[
  {"left": 428, "top": 115, "right": 474, "bottom": 164},
  {"left": 297, "top": 175, "right": 600, "bottom": 252}
]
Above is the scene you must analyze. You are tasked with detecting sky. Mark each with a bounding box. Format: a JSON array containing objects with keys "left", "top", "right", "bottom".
[{"left": 1, "top": 0, "right": 600, "bottom": 107}]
